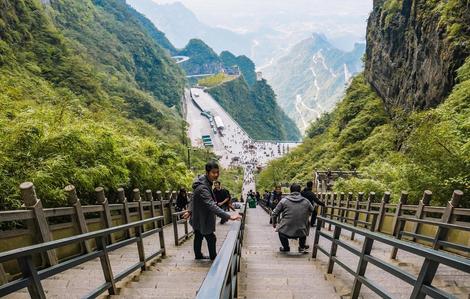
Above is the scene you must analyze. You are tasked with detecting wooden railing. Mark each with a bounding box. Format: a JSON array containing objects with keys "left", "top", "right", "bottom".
[
  {"left": 0, "top": 182, "right": 191, "bottom": 282},
  {"left": 0, "top": 215, "right": 166, "bottom": 298},
  {"left": 318, "top": 190, "right": 470, "bottom": 257},
  {"left": 258, "top": 189, "right": 469, "bottom": 257},
  {"left": 172, "top": 211, "right": 194, "bottom": 246},
  {"left": 313, "top": 216, "right": 470, "bottom": 299}
]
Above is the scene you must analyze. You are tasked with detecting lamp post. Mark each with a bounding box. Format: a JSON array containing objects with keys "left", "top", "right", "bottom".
[{"left": 187, "top": 147, "right": 191, "bottom": 170}]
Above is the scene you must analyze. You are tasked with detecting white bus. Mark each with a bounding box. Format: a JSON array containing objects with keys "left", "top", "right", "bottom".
[{"left": 213, "top": 116, "right": 225, "bottom": 131}]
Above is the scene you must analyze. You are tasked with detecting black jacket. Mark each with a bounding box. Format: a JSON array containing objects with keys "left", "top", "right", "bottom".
[
  {"left": 190, "top": 175, "right": 230, "bottom": 234},
  {"left": 301, "top": 188, "right": 325, "bottom": 207},
  {"left": 176, "top": 193, "right": 188, "bottom": 210}
]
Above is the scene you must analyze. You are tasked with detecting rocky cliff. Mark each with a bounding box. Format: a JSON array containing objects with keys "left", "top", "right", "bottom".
[{"left": 365, "top": 0, "right": 470, "bottom": 112}]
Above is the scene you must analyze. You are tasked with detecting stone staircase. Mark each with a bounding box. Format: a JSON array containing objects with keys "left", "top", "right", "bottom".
[
  {"left": 237, "top": 207, "right": 339, "bottom": 299},
  {"left": 106, "top": 222, "right": 231, "bottom": 299}
]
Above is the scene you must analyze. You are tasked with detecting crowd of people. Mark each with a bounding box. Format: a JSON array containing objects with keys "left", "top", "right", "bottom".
[{"left": 217, "top": 123, "right": 296, "bottom": 169}]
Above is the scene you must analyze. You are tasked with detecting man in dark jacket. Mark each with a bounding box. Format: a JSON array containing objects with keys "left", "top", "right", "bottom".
[
  {"left": 301, "top": 181, "right": 325, "bottom": 227},
  {"left": 184, "top": 161, "right": 241, "bottom": 260},
  {"left": 213, "top": 181, "right": 231, "bottom": 224},
  {"left": 272, "top": 183, "right": 314, "bottom": 253}
]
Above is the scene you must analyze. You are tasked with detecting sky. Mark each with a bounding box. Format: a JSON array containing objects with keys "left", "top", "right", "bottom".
[{"left": 150, "top": 0, "right": 372, "bottom": 34}]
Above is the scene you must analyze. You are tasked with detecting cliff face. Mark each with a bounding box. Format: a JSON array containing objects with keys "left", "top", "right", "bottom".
[{"left": 365, "top": 0, "right": 470, "bottom": 111}]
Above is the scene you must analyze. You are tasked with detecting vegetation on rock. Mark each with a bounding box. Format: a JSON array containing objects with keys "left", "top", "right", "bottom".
[{"left": 258, "top": 66, "right": 470, "bottom": 206}]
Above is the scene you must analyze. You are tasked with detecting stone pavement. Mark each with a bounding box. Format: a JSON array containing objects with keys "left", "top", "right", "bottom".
[
  {"left": 238, "top": 206, "right": 339, "bottom": 299},
  {"left": 239, "top": 205, "right": 470, "bottom": 299},
  {"left": 4, "top": 221, "right": 231, "bottom": 299}
]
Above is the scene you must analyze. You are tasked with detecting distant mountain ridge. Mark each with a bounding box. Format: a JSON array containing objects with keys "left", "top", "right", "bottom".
[
  {"left": 126, "top": 0, "right": 251, "bottom": 56},
  {"left": 264, "top": 33, "right": 365, "bottom": 132}
]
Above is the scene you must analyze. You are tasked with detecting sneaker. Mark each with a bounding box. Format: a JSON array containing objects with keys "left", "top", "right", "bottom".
[
  {"left": 195, "top": 255, "right": 210, "bottom": 260},
  {"left": 298, "top": 247, "right": 308, "bottom": 254},
  {"left": 303, "top": 245, "right": 310, "bottom": 250},
  {"left": 279, "top": 247, "right": 290, "bottom": 252}
]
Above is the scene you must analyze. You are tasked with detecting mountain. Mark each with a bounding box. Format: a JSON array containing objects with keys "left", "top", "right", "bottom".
[
  {"left": 177, "top": 39, "right": 223, "bottom": 76},
  {"left": 208, "top": 78, "right": 301, "bottom": 141},
  {"left": 49, "top": 0, "right": 185, "bottom": 108},
  {"left": 258, "top": 0, "right": 470, "bottom": 205},
  {"left": 126, "top": 0, "right": 251, "bottom": 56},
  {"left": 0, "top": 0, "right": 206, "bottom": 209},
  {"left": 220, "top": 51, "right": 257, "bottom": 87},
  {"left": 263, "top": 33, "right": 365, "bottom": 133}
]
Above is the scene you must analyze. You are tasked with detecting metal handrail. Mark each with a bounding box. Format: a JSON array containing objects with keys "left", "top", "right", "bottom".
[
  {"left": 0, "top": 216, "right": 166, "bottom": 298},
  {"left": 196, "top": 203, "right": 247, "bottom": 299},
  {"left": 313, "top": 216, "right": 470, "bottom": 299}
]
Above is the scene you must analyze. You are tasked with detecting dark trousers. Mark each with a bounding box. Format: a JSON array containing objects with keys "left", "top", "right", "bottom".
[
  {"left": 194, "top": 230, "right": 217, "bottom": 260},
  {"left": 311, "top": 208, "right": 318, "bottom": 226},
  {"left": 278, "top": 232, "right": 306, "bottom": 250}
]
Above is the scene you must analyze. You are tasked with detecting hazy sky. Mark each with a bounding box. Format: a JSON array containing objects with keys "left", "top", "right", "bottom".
[{"left": 150, "top": 0, "right": 372, "bottom": 33}]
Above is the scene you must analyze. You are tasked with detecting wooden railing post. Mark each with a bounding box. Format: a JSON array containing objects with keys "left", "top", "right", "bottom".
[
  {"left": 117, "top": 188, "right": 132, "bottom": 238},
  {"left": 374, "top": 192, "right": 391, "bottom": 232},
  {"left": 156, "top": 191, "right": 164, "bottom": 218},
  {"left": 0, "top": 264, "right": 8, "bottom": 285},
  {"left": 328, "top": 193, "right": 334, "bottom": 230},
  {"left": 164, "top": 191, "right": 171, "bottom": 224},
  {"left": 410, "top": 258, "right": 439, "bottom": 299},
  {"left": 170, "top": 191, "right": 177, "bottom": 216},
  {"left": 96, "top": 187, "right": 116, "bottom": 244},
  {"left": 94, "top": 236, "right": 117, "bottom": 295},
  {"left": 158, "top": 218, "right": 166, "bottom": 258},
  {"left": 146, "top": 190, "right": 157, "bottom": 230},
  {"left": 345, "top": 192, "right": 353, "bottom": 224},
  {"left": 351, "top": 192, "right": 363, "bottom": 240},
  {"left": 411, "top": 190, "right": 432, "bottom": 241},
  {"left": 133, "top": 189, "right": 145, "bottom": 221},
  {"left": 432, "top": 190, "right": 462, "bottom": 250},
  {"left": 17, "top": 255, "right": 46, "bottom": 299},
  {"left": 365, "top": 192, "right": 375, "bottom": 229},
  {"left": 65, "top": 185, "right": 92, "bottom": 253},
  {"left": 20, "top": 182, "right": 58, "bottom": 266},
  {"left": 327, "top": 225, "right": 342, "bottom": 273},
  {"left": 312, "top": 217, "right": 322, "bottom": 258},
  {"left": 339, "top": 192, "right": 345, "bottom": 222},
  {"left": 351, "top": 236, "right": 374, "bottom": 299},
  {"left": 173, "top": 213, "right": 179, "bottom": 246},
  {"left": 390, "top": 191, "right": 408, "bottom": 259},
  {"left": 135, "top": 224, "right": 147, "bottom": 271}
]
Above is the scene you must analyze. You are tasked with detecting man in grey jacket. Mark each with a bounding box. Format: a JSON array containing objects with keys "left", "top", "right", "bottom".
[
  {"left": 272, "top": 183, "right": 314, "bottom": 253},
  {"left": 184, "top": 161, "right": 241, "bottom": 260}
]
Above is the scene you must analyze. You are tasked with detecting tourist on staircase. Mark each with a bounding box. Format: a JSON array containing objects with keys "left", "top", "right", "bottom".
[
  {"left": 213, "top": 181, "right": 231, "bottom": 224},
  {"left": 269, "top": 186, "right": 282, "bottom": 224},
  {"left": 176, "top": 187, "right": 188, "bottom": 212},
  {"left": 301, "top": 181, "right": 325, "bottom": 227},
  {"left": 184, "top": 161, "right": 242, "bottom": 261},
  {"left": 271, "top": 183, "right": 314, "bottom": 253}
]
